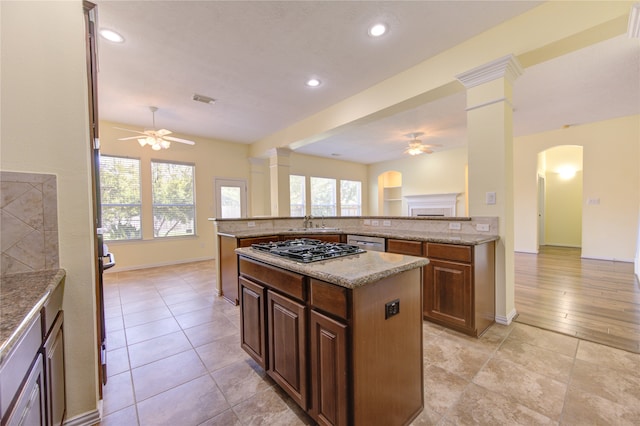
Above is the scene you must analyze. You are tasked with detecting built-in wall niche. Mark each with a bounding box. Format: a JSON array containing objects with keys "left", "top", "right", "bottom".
[
  {"left": 405, "top": 193, "right": 459, "bottom": 217},
  {"left": 378, "top": 171, "right": 402, "bottom": 216}
]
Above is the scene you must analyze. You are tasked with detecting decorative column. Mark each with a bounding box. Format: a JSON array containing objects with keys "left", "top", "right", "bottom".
[
  {"left": 248, "top": 157, "right": 268, "bottom": 217},
  {"left": 456, "top": 54, "right": 523, "bottom": 325},
  {"left": 268, "top": 147, "right": 291, "bottom": 217}
]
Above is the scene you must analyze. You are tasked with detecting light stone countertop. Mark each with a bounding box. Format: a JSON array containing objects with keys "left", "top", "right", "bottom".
[
  {"left": 236, "top": 247, "right": 429, "bottom": 289},
  {"left": 221, "top": 229, "right": 498, "bottom": 245},
  {"left": 0, "top": 269, "right": 66, "bottom": 365}
]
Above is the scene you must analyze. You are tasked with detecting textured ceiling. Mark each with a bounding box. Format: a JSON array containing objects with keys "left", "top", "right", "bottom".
[{"left": 95, "top": 1, "right": 639, "bottom": 164}]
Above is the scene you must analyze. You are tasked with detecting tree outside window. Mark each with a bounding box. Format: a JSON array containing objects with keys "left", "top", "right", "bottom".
[
  {"left": 341, "top": 180, "right": 362, "bottom": 216},
  {"left": 151, "top": 161, "right": 196, "bottom": 238},
  {"left": 310, "top": 177, "right": 336, "bottom": 216},
  {"left": 99, "top": 155, "right": 142, "bottom": 240}
]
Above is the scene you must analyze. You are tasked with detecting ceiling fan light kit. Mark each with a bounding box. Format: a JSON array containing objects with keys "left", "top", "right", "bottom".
[
  {"left": 403, "top": 132, "right": 440, "bottom": 156},
  {"left": 116, "top": 106, "right": 196, "bottom": 150}
]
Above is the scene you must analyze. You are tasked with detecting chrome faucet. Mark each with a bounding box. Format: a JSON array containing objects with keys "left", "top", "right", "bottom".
[{"left": 303, "top": 215, "right": 314, "bottom": 229}]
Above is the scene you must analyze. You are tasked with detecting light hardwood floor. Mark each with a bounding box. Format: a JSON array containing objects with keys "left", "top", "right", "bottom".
[{"left": 515, "top": 246, "right": 640, "bottom": 353}]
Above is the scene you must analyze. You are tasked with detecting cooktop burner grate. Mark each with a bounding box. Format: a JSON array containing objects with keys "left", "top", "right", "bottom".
[{"left": 251, "top": 238, "right": 365, "bottom": 263}]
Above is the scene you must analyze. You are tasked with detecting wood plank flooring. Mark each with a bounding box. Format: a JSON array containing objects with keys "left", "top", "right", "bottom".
[{"left": 514, "top": 246, "right": 640, "bottom": 353}]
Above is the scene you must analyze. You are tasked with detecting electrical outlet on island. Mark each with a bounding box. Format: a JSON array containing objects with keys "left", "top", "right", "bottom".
[{"left": 448, "top": 222, "right": 461, "bottom": 230}]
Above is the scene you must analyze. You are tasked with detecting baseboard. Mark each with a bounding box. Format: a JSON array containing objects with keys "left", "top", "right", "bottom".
[
  {"left": 64, "top": 404, "right": 101, "bottom": 426},
  {"left": 514, "top": 249, "right": 538, "bottom": 254},
  {"left": 495, "top": 308, "right": 518, "bottom": 325},
  {"left": 104, "top": 256, "right": 215, "bottom": 273}
]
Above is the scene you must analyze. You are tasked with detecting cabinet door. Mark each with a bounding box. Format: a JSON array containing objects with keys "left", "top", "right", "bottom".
[
  {"left": 309, "top": 310, "right": 348, "bottom": 426},
  {"left": 239, "top": 277, "right": 267, "bottom": 369},
  {"left": 44, "top": 312, "right": 65, "bottom": 426},
  {"left": 267, "top": 290, "right": 308, "bottom": 410},
  {"left": 5, "top": 354, "right": 45, "bottom": 426},
  {"left": 424, "top": 260, "right": 472, "bottom": 332}
]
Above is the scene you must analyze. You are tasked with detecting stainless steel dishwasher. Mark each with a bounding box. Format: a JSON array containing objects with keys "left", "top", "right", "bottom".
[{"left": 346, "top": 235, "right": 386, "bottom": 252}]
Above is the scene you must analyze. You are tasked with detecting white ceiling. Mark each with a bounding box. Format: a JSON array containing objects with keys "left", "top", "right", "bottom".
[{"left": 95, "top": 1, "right": 640, "bottom": 165}]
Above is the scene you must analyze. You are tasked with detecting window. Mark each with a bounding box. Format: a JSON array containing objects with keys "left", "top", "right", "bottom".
[
  {"left": 215, "top": 178, "right": 247, "bottom": 218},
  {"left": 99, "top": 155, "right": 142, "bottom": 240},
  {"left": 341, "top": 180, "right": 362, "bottom": 216},
  {"left": 310, "top": 177, "right": 336, "bottom": 216},
  {"left": 151, "top": 161, "right": 196, "bottom": 237},
  {"left": 289, "top": 175, "right": 306, "bottom": 216}
]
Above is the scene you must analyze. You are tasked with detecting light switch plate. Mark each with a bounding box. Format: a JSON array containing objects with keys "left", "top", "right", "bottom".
[
  {"left": 486, "top": 192, "right": 496, "bottom": 205},
  {"left": 363, "top": 219, "right": 371, "bottom": 225},
  {"left": 247, "top": 221, "right": 256, "bottom": 227},
  {"left": 449, "top": 222, "right": 461, "bottom": 230},
  {"left": 383, "top": 220, "right": 391, "bottom": 226},
  {"left": 476, "top": 223, "right": 490, "bottom": 232},
  {"left": 371, "top": 220, "right": 379, "bottom": 226}
]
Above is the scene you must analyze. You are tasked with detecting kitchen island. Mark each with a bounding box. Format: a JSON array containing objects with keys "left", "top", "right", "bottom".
[{"left": 236, "top": 245, "right": 429, "bottom": 426}]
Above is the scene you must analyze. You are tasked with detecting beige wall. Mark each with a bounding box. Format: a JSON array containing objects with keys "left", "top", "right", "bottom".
[
  {"left": 514, "top": 115, "right": 640, "bottom": 261},
  {"left": 100, "top": 121, "right": 251, "bottom": 271},
  {"left": 1, "top": 0, "right": 98, "bottom": 420},
  {"left": 368, "top": 148, "right": 468, "bottom": 216}
]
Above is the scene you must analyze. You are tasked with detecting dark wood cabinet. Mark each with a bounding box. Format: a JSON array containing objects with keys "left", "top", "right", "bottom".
[
  {"left": 423, "top": 242, "right": 495, "bottom": 337},
  {"left": 267, "top": 290, "right": 308, "bottom": 410},
  {"left": 386, "top": 238, "right": 423, "bottom": 256},
  {"left": 239, "top": 277, "right": 267, "bottom": 369},
  {"left": 219, "top": 235, "right": 279, "bottom": 305},
  {"left": 309, "top": 310, "right": 348, "bottom": 426},
  {"left": 238, "top": 255, "right": 423, "bottom": 426}
]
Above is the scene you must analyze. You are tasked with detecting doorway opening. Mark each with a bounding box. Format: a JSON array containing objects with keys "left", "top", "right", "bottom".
[{"left": 215, "top": 178, "right": 248, "bottom": 218}]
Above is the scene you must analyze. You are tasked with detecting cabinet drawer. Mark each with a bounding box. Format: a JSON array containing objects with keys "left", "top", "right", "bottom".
[
  {"left": 239, "top": 257, "right": 306, "bottom": 301},
  {"left": 42, "top": 279, "right": 64, "bottom": 340},
  {"left": 310, "top": 279, "right": 348, "bottom": 320},
  {"left": 426, "top": 243, "right": 471, "bottom": 263},
  {"left": 387, "top": 239, "right": 423, "bottom": 256}
]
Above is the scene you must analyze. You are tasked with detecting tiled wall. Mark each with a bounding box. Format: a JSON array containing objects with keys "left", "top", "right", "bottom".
[{"left": 1, "top": 171, "right": 59, "bottom": 276}]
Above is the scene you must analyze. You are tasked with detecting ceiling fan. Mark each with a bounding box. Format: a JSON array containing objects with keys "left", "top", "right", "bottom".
[
  {"left": 403, "top": 132, "right": 439, "bottom": 156},
  {"left": 115, "top": 106, "right": 196, "bottom": 150}
]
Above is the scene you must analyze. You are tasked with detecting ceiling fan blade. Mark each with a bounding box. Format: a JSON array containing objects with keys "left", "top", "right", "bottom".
[
  {"left": 118, "top": 136, "right": 145, "bottom": 141},
  {"left": 156, "top": 129, "right": 172, "bottom": 137},
  {"left": 163, "top": 135, "right": 195, "bottom": 145},
  {"left": 114, "top": 127, "right": 147, "bottom": 135}
]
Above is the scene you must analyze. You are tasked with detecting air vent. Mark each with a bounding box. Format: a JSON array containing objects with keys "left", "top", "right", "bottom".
[{"left": 192, "top": 94, "right": 216, "bottom": 105}]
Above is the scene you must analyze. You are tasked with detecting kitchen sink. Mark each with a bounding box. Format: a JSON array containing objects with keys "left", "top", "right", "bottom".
[{"left": 287, "top": 227, "right": 341, "bottom": 232}]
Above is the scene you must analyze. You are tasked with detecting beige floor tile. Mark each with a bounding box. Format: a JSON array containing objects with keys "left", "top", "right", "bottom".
[
  {"left": 137, "top": 375, "right": 229, "bottom": 426},
  {"left": 125, "top": 316, "right": 181, "bottom": 345},
  {"left": 509, "top": 323, "right": 579, "bottom": 357},
  {"left": 423, "top": 334, "right": 494, "bottom": 380},
  {"left": 445, "top": 383, "right": 555, "bottom": 425},
  {"left": 104, "top": 313, "right": 124, "bottom": 332},
  {"left": 168, "top": 297, "right": 216, "bottom": 316},
  {"left": 184, "top": 317, "right": 239, "bottom": 347},
  {"left": 422, "top": 365, "right": 469, "bottom": 415},
  {"left": 121, "top": 296, "right": 166, "bottom": 315},
  {"left": 98, "top": 404, "right": 139, "bottom": 426},
  {"left": 211, "top": 359, "right": 274, "bottom": 406},
  {"left": 196, "top": 334, "right": 249, "bottom": 372},
  {"left": 106, "top": 328, "right": 127, "bottom": 350},
  {"left": 576, "top": 339, "right": 640, "bottom": 374},
  {"left": 199, "top": 409, "right": 243, "bottom": 426},
  {"left": 127, "top": 330, "right": 192, "bottom": 368},
  {"left": 495, "top": 338, "right": 574, "bottom": 383},
  {"left": 106, "top": 346, "right": 130, "bottom": 377},
  {"left": 561, "top": 387, "right": 640, "bottom": 426},
  {"left": 407, "top": 404, "right": 441, "bottom": 425},
  {"left": 473, "top": 357, "right": 567, "bottom": 420},
  {"left": 569, "top": 359, "right": 640, "bottom": 410},
  {"left": 123, "top": 305, "right": 173, "bottom": 328},
  {"left": 232, "top": 387, "right": 309, "bottom": 425},
  {"left": 174, "top": 306, "right": 228, "bottom": 329},
  {"left": 102, "top": 371, "right": 135, "bottom": 416},
  {"left": 131, "top": 349, "right": 208, "bottom": 401}
]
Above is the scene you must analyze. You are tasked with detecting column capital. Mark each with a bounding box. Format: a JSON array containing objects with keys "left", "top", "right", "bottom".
[
  {"left": 267, "top": 147, "right": 292, "bottom": 158},
  {"left": 455, "top": 54, "right": 523, "bottom": 89}
]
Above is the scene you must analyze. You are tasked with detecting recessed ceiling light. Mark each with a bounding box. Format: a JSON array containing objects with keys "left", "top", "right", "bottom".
[
  {"left": 306, "top": 78, "right": 321, "bottom": 88},
  {"left": 368, "top": 23, "right": 387, "bottom": 37},
  {"left": 99, "top": 28, "right": 124, "bottom": 43}
]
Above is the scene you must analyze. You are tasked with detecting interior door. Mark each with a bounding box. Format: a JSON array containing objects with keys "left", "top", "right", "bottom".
[{"left": 215, "top": 178, "right": 248, "bottom": 218}]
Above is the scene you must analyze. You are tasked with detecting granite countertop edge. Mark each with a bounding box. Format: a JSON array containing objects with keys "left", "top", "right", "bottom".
[
  {"left": 0, "top": 269, "right": 66, "bottom": 365},
  {"left": 219, "top": 229, "right": 499, "bottom": 245},
  {"left": 236, "top": 247, "right": 429, "bottom": 289}
]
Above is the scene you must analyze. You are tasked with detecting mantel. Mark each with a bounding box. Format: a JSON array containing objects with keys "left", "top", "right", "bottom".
[{"left": 405, "top": 193, "right": 459, "bottom": 217}]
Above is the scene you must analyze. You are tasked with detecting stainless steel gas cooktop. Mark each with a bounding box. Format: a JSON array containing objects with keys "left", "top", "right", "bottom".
[{"left": 251, "top": 238, "right": 365, "bottom": 263}]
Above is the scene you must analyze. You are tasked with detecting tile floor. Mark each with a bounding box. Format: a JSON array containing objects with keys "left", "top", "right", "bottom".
[{"left": 98, "top": 260, "right": 640, "bottom": 425}]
